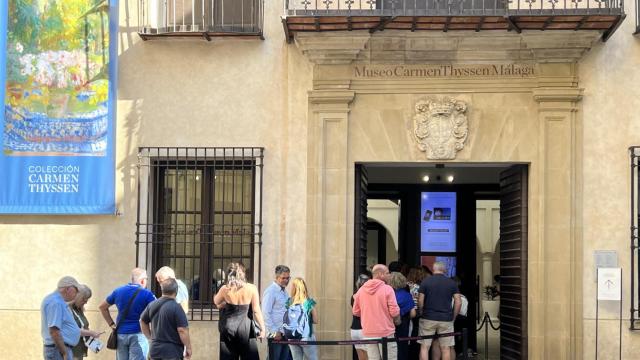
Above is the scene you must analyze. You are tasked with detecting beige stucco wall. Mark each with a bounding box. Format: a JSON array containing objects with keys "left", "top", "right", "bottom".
[
  {"left": 579, "top": 1, "right": 640, "bottom": 357},
  {"left": 2, "top": 0, "right": 640, "bottom": 359},
  {"left": 0, "top": 0, "right": 313, "bottom": 359}
]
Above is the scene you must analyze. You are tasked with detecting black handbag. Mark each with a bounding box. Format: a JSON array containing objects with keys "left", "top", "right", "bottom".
[
  {"left": 248, "top": 304, "right": 261, "bottom": 337},
  {"left": 106, "top": 288, "right": 142, "bottom": 350}
]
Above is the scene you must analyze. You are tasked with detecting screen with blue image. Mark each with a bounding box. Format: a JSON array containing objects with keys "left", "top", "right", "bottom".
[
  {"left": 421, "top": 255, "right": 457, "bottom": 278},
  {"left": 420, "top": 192, "right": 457, "bottom": 252}
]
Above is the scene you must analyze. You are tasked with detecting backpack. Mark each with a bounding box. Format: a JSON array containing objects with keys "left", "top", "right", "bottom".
[{"left": 282, "top": 303, "right": 309, "bottom": 339}]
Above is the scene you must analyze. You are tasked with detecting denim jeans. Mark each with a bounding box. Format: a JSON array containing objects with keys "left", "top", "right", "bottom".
[
  {"left": 288, "top": 335, "right": 318, "bottom": 360},
  {"left": 268, "top": 341, "right": 292, "bottom": 360},
  {"left": 43, "top": 345, "right": 73, "bottom": 360},
  {"left": 116, "top": 333, "right": 149, "bottom": 360}
]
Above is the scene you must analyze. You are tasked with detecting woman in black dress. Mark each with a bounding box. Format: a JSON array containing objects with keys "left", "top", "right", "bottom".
[{"left": 214, "top": 263, "right": 266, "bottom": 360}]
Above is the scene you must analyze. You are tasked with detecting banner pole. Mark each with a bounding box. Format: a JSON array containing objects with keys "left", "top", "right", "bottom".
[
  {"left": 596, "top": 274, "right": 599, "bottom": 360},
  {"left": 620, "top": 270, "right": 623, "bottom": 360}
]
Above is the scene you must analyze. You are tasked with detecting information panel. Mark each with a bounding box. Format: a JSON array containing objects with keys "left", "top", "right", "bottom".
[
  {"left": 597, "top": 267, "right": 622, "bottom": 301},
  {"left": 0, "top": 0, "right": 117, "bottom": 214},
  {"left": 420, "top": 192, "right": 457, "bottom": 252}
]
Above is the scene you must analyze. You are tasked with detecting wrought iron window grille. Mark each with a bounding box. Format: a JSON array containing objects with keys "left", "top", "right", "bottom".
[
  {"left": 138, "top": 0, "right": 264, "bottom": 40},
  {"left": 136, "top": 147, "right": 264, "bottom": 321},
  {"left": 630, "top": 146, "right": 640, "bottom": 330}
]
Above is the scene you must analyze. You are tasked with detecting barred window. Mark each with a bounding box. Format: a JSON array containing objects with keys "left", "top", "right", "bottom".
[{"left": 136, "top": 147, "right": 264, "bottom": 320}]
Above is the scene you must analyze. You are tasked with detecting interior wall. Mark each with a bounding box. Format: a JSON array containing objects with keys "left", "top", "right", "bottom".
[
  {"left": 368, "top": 199, "right": 400, "bottom": 260},
  {"left": 476, "top": 200, "right": 500, "bottom": 290}
]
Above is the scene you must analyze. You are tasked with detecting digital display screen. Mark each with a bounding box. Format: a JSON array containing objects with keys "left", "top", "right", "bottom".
[
  {"left": 421, "top": 255, "right": 457, "bottom": 278},
  {"left": 420, "top": 192, "right": 457, "bottom": 252}
]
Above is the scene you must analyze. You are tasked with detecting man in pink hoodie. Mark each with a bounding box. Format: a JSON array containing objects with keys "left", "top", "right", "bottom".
[{"left": 352, "top": 264, "right": 401, "bottom": 360}]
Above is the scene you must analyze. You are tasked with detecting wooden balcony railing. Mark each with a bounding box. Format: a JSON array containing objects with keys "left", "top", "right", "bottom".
[
  {"left": 283, "top": 0, "right": 625, "bottom": 42},
  {"left": 138, "top": 0, "right": 263, "bottom": 40}
]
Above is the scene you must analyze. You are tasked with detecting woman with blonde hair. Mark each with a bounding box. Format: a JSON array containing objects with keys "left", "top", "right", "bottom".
[
  {"left": 214, "top": 262, "right": 266, "bottom": 360},
  {"left": 285, "top": 277, "right": 318, "bottom": 360}
]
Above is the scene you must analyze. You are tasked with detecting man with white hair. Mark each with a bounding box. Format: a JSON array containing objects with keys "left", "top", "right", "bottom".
[
  {"left": 155, "top": 266, "right": 189, "bottom": 313},
  {"left": 99, "top": 268, "right": 156, "bottom": 360},
  {"left": 41, "top": 276, "right": 81, "bottom": 360},
  {"left": 417, "top": 261, "right": 461, "bottom": 360}
]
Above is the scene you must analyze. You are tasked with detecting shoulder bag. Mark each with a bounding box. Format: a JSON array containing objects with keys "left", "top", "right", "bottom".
[{"left": 107, "top": 287, "right": 143, "bottom": 350}]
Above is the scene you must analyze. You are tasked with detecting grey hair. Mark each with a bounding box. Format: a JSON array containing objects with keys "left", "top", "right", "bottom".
[
  {"left": 388, "top": 272, "right": 408, "bottom": 290},
  {"left": 356, "top": 273, "right": 370, "bottom": 289},
  {"left": 160, "top": 278, "right": 178, "bottom": 295},
  {"left": 433, "top": 261, "right": 447, "bottom": 273},
  {"left": 131, "top": 268, "right": 148, "bottom": 283},
  {"left": 275, "top": 265, "right": 290, "bottom": 275},
  {"left": 77, "top": 284, "right": 92, "bottom": 300}
]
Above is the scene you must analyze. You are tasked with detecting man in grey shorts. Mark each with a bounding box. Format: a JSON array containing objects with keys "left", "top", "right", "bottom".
[{"left": 417, "top": 261, "right": 461, "bottom": 360}]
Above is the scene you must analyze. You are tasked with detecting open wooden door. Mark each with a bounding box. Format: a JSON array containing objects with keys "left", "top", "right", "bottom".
[
  {"left": 354, "top": 164, "right": 369, "bottom": 280},
  {"left": 499, "top": 165, "right": 528, "bottom": 360}
]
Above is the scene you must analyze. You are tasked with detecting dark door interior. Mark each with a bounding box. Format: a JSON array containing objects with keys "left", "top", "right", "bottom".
[{"left": 353, "top": 163, "right": 529, "bottom": 359}]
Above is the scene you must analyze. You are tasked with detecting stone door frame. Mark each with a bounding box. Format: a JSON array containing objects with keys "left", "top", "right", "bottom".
[{"left": 304, "top": 74, "right": 582, "bottom": 360}]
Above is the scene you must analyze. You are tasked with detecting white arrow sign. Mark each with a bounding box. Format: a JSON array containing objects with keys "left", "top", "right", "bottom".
[{"left": 597, "top": 268, "right": 621, "bottom": 301}]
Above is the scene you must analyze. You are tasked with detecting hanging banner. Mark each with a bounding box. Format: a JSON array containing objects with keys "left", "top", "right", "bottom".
[{"left": 0, "top": 0, "right": 117, "bottom": 214}]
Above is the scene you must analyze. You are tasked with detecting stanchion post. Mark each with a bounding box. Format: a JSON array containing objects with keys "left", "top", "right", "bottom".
[
  {"left": 381, "top": 337, "right": 388, "bottom": 360},
  {"left": 484, "top": 312, "right": 489, "bottom": 360},
  {"left": 462, "top": 328, "right": 469, "bottom": 360}
]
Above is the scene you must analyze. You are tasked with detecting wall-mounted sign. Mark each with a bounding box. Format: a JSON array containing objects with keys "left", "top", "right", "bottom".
[
  {"left": 597, "top": 267, "right": 621, "bottom": 301},
  {"left": 0, "top": 0, "right": 118, "bottom": 213},
  {"left": 354, "top": 64, "right": 536, "bottom": 79}
]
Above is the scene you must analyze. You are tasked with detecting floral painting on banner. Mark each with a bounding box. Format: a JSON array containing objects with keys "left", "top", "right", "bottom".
[
  {"left": 0, "top": 0, "right": 116, "bottom": 214},
  {"left": 4, "top": 0, "right": 110, "bottom": 156}
]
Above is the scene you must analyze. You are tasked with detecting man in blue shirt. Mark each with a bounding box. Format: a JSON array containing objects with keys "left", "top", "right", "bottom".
[
  {"left": 99, "top": 268, "right": 156, "bottom": 360},
  {"left": 41, "top": 276, "right": 82, "bottom": 360},
  {"left": 262, "top": 265, "right": 292, "bottom": 360}
]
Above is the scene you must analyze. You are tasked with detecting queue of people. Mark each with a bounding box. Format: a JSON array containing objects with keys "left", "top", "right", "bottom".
[
  {"left": 41, "top": 261, "right": 459, "bottom": 360},
  {"left": 41, "top": 267, "right": 193, "bottom": 360},
  {"left": 352, "top": 261, "right": 463, "bottom": 360}
]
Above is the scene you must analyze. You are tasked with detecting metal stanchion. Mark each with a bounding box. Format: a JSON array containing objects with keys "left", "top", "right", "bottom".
[
  {"left": 485, "top": 312, "right": 490, "bottom": 360},
  {"left": 270, "top": 330, "right": 462, "bottom": 359},
  {"left": 381, "top": 336, "right": 388, "bottom": 360},
  {"left": 462, "top": 328, "right": 469, "bottom": 360}
]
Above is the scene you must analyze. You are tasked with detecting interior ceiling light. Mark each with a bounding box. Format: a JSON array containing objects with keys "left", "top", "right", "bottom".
[
  {"left": 422, "top": 175, "right": 430, "bottom": 182},
  {"left": 447, "top": 175, "right": 455, "bottom": 183}
]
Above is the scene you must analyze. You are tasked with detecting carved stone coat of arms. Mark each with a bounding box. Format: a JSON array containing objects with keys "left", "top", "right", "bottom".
[{"left": 413, "top": 97, "right": 469, "bottom": 160}]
